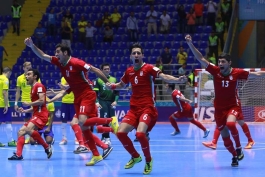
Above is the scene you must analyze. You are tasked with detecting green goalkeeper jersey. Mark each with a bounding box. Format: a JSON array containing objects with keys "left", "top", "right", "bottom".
[{"left": 93, "top": 75, "right": 119, "bottom": 102}]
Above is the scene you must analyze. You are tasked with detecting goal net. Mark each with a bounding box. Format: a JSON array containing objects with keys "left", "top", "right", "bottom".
[{"left": 194, "top": 68, "right": 265, "bottom": 122}]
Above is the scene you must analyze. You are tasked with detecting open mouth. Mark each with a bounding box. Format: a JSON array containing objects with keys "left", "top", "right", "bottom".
[
  {"left": 134, "top": 59, "right": 139, "bottom": 63},
  {"left": 220, "top": 66, "right": 224, "bottom": 70}
]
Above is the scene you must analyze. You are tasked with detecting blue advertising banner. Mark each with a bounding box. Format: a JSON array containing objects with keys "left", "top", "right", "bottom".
[{"left": 239, "top": 0, "right": 265, "bottom": 20}]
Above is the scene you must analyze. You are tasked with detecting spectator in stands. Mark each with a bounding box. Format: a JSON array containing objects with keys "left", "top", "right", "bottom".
[
  {"left": 102, "top": 12, "right": 111, "bottom": 27},
  {"left": 85, "top": 22, "right": 97, "bottom": 50},
  {"left": 215, "top": 17, "right": 225, "bottom": 51},
  {"left": 110, "top": 8, "right": 121, "bottom": 30},
  {"left": 61, "top": 21, "right": 72, "bottom": 51},
  {"left": 186, "top": 9, "right": 196, "bottom": 34},
  {"left": 177, "top": 4, "right": 187, "bottom": 34},
  {"left": 63, "top": 9, "right": 73, "bottom": 24},
  {"left": 145, "top": 0, "right": 154, "bottom": 5},
  {"left": 193, "top": 0, "right": 204, "bottom": 26},
  {"left": 126, "top": 11, "right": 139, "bottom": 42},
  {"left": 39, "top": 8, "right": 63, "bottom": 36},
  {"left": 221, "top": 0, "right": 231, "bottom": 30},
  {"left": 159, "top": 46, "right": 173, "bottom": 75},
  {"left": 0, "top": 45, "right": 8, "bottom": 74},
  {"left": 160, "top": 10, "right": 171, "bottom": 34},
  {"left": 103, "top": 25, "right": 113, "bottom": 44},
  {"left": 208, "top": 31, "right": 218, "bottom": 62},
  {"left": 146, "top": 5, "right": 158, "bottom": 36},
  {"left": 206, "top": 52, "right": 216, "bottom": 65},
  {"left": 78, "top": 15, "right": 87, "bottom": 44},
  {"left": 206, "top": 0, "right": 218, "bottom": 29},
  {"left": 178, "top": 63, "right": 187, "bottom": 94},
  {"left": 187, "top": 69, "right": 195, "bottom": 101},
  {"left": 11, "top": 0, "right": 21, "bottom": 36},
  {"left": 34, "top": 23, "right": 46, "bottom": 50},
  {"left": 176, "top": 46, "right": 188, "bottom": 65},
  {"left": 155, "top": 59, "right": 164, "bottom": 100}
]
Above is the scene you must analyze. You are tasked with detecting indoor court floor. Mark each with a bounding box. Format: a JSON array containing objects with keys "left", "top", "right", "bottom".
[{"left": 0, "top": 123, "right": 265, "bottom": 177}]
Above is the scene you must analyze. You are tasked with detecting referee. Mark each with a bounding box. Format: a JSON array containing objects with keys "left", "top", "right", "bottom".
[{"left": 94, "top": 63, "right": 119, "bottom": 147}]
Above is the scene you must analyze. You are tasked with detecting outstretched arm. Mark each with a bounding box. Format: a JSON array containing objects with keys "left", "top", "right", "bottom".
[
  {"left": 249, "top": 71, "right": 265, "bottom": 79},
  {"left": 159, "top": 73, "right": 187, "bottom": 83},
  {"left": 24, "top": 37, "right": 51, "bottom": 62},
  {"left": 105, "top": 81, "right": 127, "bottom": 90},
  {"left": 48, "top": 90, "right": 67, "bottom": 103},
  {"left": 185, "top": 35, "right": 209, "bottom": 68},
  {"left": 90, "top": 66, "right": 110, "bottom": 83}
]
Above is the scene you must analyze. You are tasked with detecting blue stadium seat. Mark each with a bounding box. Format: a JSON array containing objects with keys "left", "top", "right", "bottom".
[
  {"left": 196, "top": 26, "right": 204, "bottom": 33},
  {"left": 148, "top": 34, "right": 157, "bottom": 41},
  {"left": 175, "top": 34, "right": 183, "bottom": 41},
  {"left": 167, "top": 4, "right": 176, "bottom": 12},
  {"left": 201, "top": 33, "right": 209, "bottom": 41},
  {"left": 115, "top": 49, "right": 125, "bottom": 57},
  {"left": 149, "top": 56, "right": 158, "bottom": 63},
  {"left": 98, "top": 50, "right": 107, "bottom": 57},
  {"left": 172, "top": 41, "right": 181, "bottom": 49},
  {"left": 152, "top": 49, "right": 161, "bottom": 56},
  {"left": 111, "top": 63, "right": 118, "bottom": 70},
  {"left": 164, "top": 41, "right": 172, "bottom": 48},
  {"left": 192, "top": 33, "right": 201, "bottom": 41},
  {"left": 119, "top": 64, "right": 128, "bottom": 70},
  {"left": 138, "top": 12, "right": 146, "bottom": 19},
  {"left": 157, "top": 34, "right": 165, "bottom": 41},
  {"left": 154, "top": 41, "right": 163, "bottom": 49},
  {"left": 114, "top": 34, "right": 122, "bottom": 42},
  {"left": 139, "top": 34, "right": 148, "bottom": 42},
  {"left": 110, "top": 42, "right": 119, "bottom": 49},
  {"left": 165, "top": 34, "right": 175, "bottom": 41},
  {"left": 124, "top": 6, "right": 134, "bottom": 12},
  {"left": 200, "top": 41, "right": 208, "bottom": 49},
  {"left": 113, "top": 56, "right": 123, "bottom": 63},
  {"left": 119, "top": 42, "right": 128, "bottom": 49},
  {"left": 145, "top": 42, "right": 153, "bottom": 49},
  {"left": 90, "top": 50, "right": 98, "bottom": 57},
  {"left": 117, "top": 5, "right": 125, "bottom": 12},
  {"left": 105, "top": 57, "right": 113, "bottom": 63},
  {"left": 198, "top": 48, "right": 206, "bottom": 56},
  {"left": 95, "top": 57, "right": 104, "bottom": 64},
  {"left": 205, "top": 26, "right": 213, "bottom": 33}
]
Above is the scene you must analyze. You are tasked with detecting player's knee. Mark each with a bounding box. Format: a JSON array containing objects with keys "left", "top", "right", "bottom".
[
  {"left": 226, "top": 122, "right": 236, "bottom": 130},
  {"left": 25, "top": 127, "right": 33, "bottom": 135},
  {"left": 135, "top": 132, "right": 146, "bottom": 141},
  {"left": 116, "top": 132, "right": 127, "bottom": 140}
]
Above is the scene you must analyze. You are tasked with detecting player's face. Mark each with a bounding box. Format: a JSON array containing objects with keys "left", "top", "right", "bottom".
[
  {"left": 130, "top": 48, "right": 144, "bottom": 68},
  {"left": 23, "top": 64, "right": 32, "bottom": 73},
  {"left": 25, "top": 71, "right": 34, "bottom": 85},
  {"left": 55, "top": 47, "right": 67, "bottom": 63},
  {"left": 218, "top": 58, "right": 231, "bottom": 75},
  {"left": 102, "top": 66, "right": 110, "bottom": 77}
]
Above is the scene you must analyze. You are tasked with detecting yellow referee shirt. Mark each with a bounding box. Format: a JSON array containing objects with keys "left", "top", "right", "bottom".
[
  {"left": 46, "top": 101, "right": 55, "bottom": 126},
  {"left": 61, "top": 77, "right": 74, "bottom": 104}
]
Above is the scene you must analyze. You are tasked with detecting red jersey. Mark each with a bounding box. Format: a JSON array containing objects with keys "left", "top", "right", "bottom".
[
  {"left": 31, "top": 82, "right": 48, "bottom": 116},
  {"left": 51, "top": 57, "right": 94, "bottom": 98},
  {"left": 206, "top": 63, "right": 249, "bottom": 109},
  {"left": 171, "top": 89, "right": 190, "bottom": 111},
  {"left": 121, "top": 63, "right": 161, "bottom": 107}
]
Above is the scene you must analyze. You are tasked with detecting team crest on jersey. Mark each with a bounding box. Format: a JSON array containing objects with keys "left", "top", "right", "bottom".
[
  {"left": 70, "top": 66, "right": 72, "bottom": 70},
  {"left": 140, "top": 71, "right": 143, "bottom": 76},
  {"left": 229, "top": 75, "right": 233, "bottom": 80}
]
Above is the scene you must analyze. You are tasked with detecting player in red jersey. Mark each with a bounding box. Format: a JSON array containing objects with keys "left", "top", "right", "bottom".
[
  {"left": 105, "top": 43, "right": 187, "bottom": 175},
  {"left": 166, "top": 85, "right": 210, "bottom": 137},
  {"left": 24, "top": 37, "right": 119, "bottom": 166},
  {"left": 185, "top": 34, "right": 265, "bottom": 167},
  {"left": 8, "top": 69, "right": 52, "bottom": 160}
]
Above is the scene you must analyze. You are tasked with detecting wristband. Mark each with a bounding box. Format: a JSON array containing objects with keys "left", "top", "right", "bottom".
[
  {"left": 110, "top": 84, "right": 117, "bottom": 90},
  {"left": 15, "top": 102, "right": 18, "bottom": 106}
]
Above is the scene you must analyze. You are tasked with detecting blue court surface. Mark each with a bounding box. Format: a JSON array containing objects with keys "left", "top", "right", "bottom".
[{"left": 0, "top": 123, "right": 264, "bottom": 177}]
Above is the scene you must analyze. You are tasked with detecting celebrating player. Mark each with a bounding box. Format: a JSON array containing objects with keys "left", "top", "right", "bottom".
[
  {"left": 105, "top": 43, "right": 187, "bottom": 175},
  {"left": 185, "top": 34, "right": 265, "bottom": 167},
  {"left": 166, "top": 85, "right": 210, "bottom": 137},
  {"left": 24, "top": 37, "right": 118, "bottom": 165},
  {"left": 8, "top": 69, "right": 52, "bottom": 160}
]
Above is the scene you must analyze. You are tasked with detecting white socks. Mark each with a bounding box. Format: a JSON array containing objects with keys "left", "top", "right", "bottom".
[
  {"left": 5, "top": 124, "right": 14, "bottom": 142},
  {"left": 61, "top": 123, "right": 67, "bottom": 140}
]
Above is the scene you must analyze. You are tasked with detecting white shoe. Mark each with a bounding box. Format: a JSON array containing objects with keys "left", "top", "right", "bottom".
[
  {"left": 171, "top": 131, "right": 181, "bottom": 136},
  {"left": 59, "top": 139, "right": 67, "bottom": 145},
  {"left": 75, "top": 139, "right": 79, "bottom": 145},
  {"left": 104, "top": 138, "right": 111, "bottom": 146}
]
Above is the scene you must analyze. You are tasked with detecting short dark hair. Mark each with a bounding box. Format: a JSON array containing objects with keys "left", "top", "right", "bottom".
[
  {"left": 129, "top": 43, "right": 144, "bottom": 54},
  {"left": 55, "top": 43, "right": 71, "bottom": 56},
  {"left": 218, "top": 53, "right": 231, "bottom": 62},
  {"left": 27, "top": 69, "right": 40, "bottom": 81},
  {"left": 100, "top": 63, "right": 110, "bottom": 70},
  {"left": 2, "top": 67, "right": 12, "bottom": 73}
]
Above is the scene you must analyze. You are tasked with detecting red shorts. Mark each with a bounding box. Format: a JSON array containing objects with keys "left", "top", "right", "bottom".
[
  {"left": 74, "top": 91, "right": 98, "bottom": 118},
  {"left": 215, "top": 105, "right": 244, "bottom": 131},
  {"left": 122, "top": 105, "right": 158, "bottom": 132},
  {"left": 24, "top": 113, "right": 48, "bottom": 130},
  {"left": 172, "top": 105, "right": 193, "bottom": 119}
]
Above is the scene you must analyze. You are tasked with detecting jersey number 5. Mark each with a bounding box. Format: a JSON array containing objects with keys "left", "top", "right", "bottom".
[{"left": 222, "top": 80, "right": 229, "bottom": 87}]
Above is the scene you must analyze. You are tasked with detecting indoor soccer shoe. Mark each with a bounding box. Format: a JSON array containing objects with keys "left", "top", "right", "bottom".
[
  {"left": 75, "top": 139, "right": 79, "bottom": 145},
  {"left": 102, "top": 145, "right": 113, "bottom": 159},
  {"left": 110, "top": 116, "right": 119, "bottom": 134},
  {"left": 8, "top": 140, "right": 17, "bottom": 147},
  {"left": 8, "top": 153, "right": 23, "bottom": 160},
  {"left": 143, "top": 158, "right": 153, "bottom": 175},
  {"left": 125, "top": 156, "right": 142, "bottom": 169},
  {"left": 244, "top": 141, "right": 255, "bottom": 149},
  {"left": 85, "top": 155, "right": 103, "bottom": 166},
  {"left": 45, "top": 145, "right": 53, "bottom": 159},
  {"left": 236, "top": 148, "right": 244, "bottom": 161},
  {"left": 24, "top": 138, "right": 30, "bottom": 144},
  {"left": 231, "top": 156, "right": 238, "bottom": 167},
  {"left": 59, "top": 139, "right": 67, "bottom": 145},
  {"left": 73, "top": 146, "right": 90, "bottom": 154},
  {"left": 202, "top": 141, "right": 217, "bottom": 150},
  {"left": 203, "top": 129, "right": 210, "bottom": 138},
  {"left": 171, "top": 131, "right": 181, "bottom": 136}
]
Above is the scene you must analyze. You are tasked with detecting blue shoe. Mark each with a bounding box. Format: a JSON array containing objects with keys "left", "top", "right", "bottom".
[{"left": 203, "top": 129, "right": 210, "bottom": 138}]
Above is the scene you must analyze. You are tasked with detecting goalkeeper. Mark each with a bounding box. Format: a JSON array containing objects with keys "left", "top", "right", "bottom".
[{"left": 185, "top": 34, "right": 265, "bottom": 167}]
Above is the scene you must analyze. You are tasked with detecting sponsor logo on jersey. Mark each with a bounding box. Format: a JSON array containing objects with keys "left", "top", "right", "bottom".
[
  {"left": 229, "top": 75, "right": 233, "bottom": 80},
  {"left": 140, "top": 71, "right": 143, "bottom": 76},
  {"left": 70, "top": 66, "right": 72, "bottom": 70},
  {"left": 37, "top": 87, "right": 43, "bottom": 92}
]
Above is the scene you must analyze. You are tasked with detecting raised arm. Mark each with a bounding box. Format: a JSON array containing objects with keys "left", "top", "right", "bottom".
[
  {"left": 159, "top": 73, "right": 187, "bottom": 83},
  {"left": 24, "top": 37, "right": 51, "bottom": 62},
  {"left": 248, "top": 71, "right": 265, "bottom": 79},
  {"left": 90, "top": 66, "right": 110, "bottom": 83},
  {"left": 185, "top": 35, "right": 209, "bottom": 68}
]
